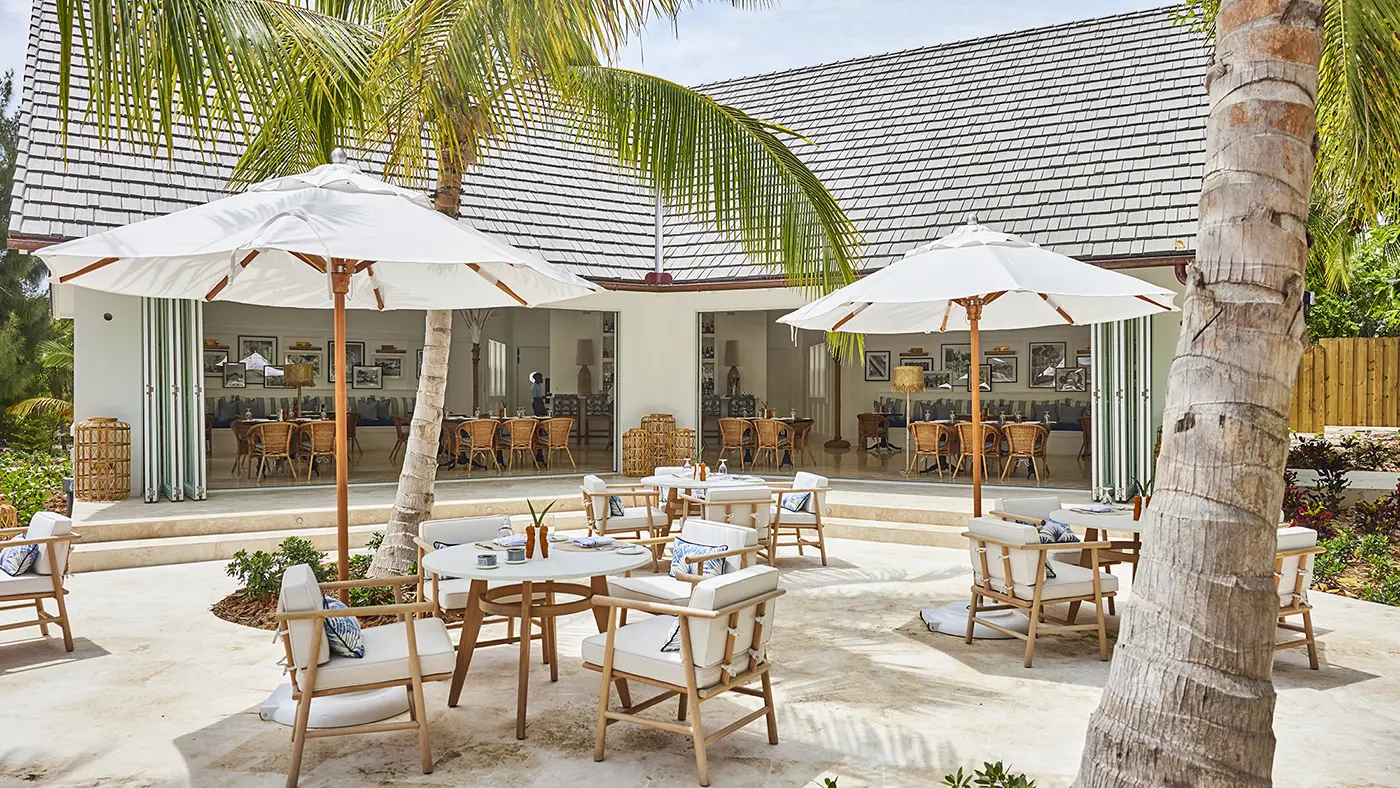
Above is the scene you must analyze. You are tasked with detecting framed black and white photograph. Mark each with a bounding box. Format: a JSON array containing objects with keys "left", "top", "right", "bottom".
[
  {"left": 986, "top": 355, "right": 1018, "bottom": 384},
  {"left": 864, "top": 350, "right": 891, "bottom": 382},
  {"left": 328, "top": 340, "right": 366, "bottom": 382},
  {"left": 416, "top": 348, "right": 424, "bottom": 379},
  {"left": 941, "top": 344, "right": 972, "bottom": 379},
  {"left": 352, "top": 364, "right": 383, "bottom": 389},
  {"left": 1056, "top": 366, "right": 1089, "bottom": 392},
  {"left": 375, "top": 355, "right": 404, "bottom": 379},
  {"left": 900, "top": 356, "right": 934, "bottom": 372},
  {"left": 1076, "top": 354, "right": 1092, "bottom": 368},
  {"left": 238, "top": 335, "right": 278, "bottom": 365},
  {"left": 967, "top": 363, "right": 992, "bottom": 392},
  {"left": 202, "top": 349, "right": 228, "bottom": 378},
  {"left": 1029, "top": 342, "right": 1067, "bottom": 388},
  {"left": 924, "top": 370, "right": 952, "bottom": 390},
  {"left": 284, "top": 350, "right": 323, "bottom": 380},
  {"left": 223, "top": 362, "right": 247, "bottom": 389},
  {"left": 263, "top": 367, "right": 288, "bottom": 389}
]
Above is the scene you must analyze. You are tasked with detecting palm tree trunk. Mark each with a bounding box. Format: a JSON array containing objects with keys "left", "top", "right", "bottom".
[
  {"left": 1074, "top": 2, "right": 1323, "bottom": 786},
  {"left": 368, "top": 159, "right": 465, "bottom": 577}
]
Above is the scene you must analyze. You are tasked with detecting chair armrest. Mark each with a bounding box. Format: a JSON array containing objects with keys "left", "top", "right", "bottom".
[
  {"left": 675, "top": 572, "right": 708, "bottom": 585},
  {"left": 962, "top": 532, "right": 1111, "bottom": 551},
  {"left": 988, "top": 510, "right": 1046, "bottom": 526},
  {"left": 1277, "top": 546, "right": 1328, "bottom": 558},
  {"left": 0, "top": 533, "right": 82, "bottom": 548},
  {"left": 591, "top": 595, "right": 720, "bottom": 618},
  {"left": 0, "top": 526, "right": 28, "bottom": 537},
  {"left": 682, "top": 545, "right": 761, "bottom": 564},
  {"left": 627, "top": 535, "right": 675, "bottom": 547},
  {"left": 413, "top": 536, "right": 436, "bottom": 554},
  {"left": 276, "top": 600, "right": 434, "bottom": 621},
  {"left": 318, "top": 574, "right": 420, "bottom": 591}
]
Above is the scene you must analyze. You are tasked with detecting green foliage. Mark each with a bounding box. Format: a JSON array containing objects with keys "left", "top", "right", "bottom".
[
  {"left": 942, "top": 762, "right": 1037, "bottom": 788},
  {"left": 527, "top": 499, "right": 556, "bottom": 529},
  {"left": 1, "top": 411, "right": 63, "bottom": 453},
  {"left": 226, "top": 537, "right": 335, "bottom": 600},
  {"left": 1361, "top": 558, "right": 1400, "bottom": 606},
  {"left": 1338, "top": 432, "right": 1400, "bottom": 472},
  {"left": 0, "top": 449, "right": 70, "bottom": 522},
  {"left": 1307, "top": 228, "right": 1400, "bottom": 338}
]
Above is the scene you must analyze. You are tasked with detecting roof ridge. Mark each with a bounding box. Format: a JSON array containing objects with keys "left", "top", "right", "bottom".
[{"left": 694, "top": 4, "right": 1184, "bottom": 90}]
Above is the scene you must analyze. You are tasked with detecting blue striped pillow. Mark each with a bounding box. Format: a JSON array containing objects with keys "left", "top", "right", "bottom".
[
  {"left": 0, "top": 536, "right": 38, "bottom": 577},
  {"left": 322, "top": 596, "right": 365, "bottom": 658},
  {"left": 779, "top": 492, "right": 812, "bottom": 513},
  {"left": 669, "top": 537, "right": 729, "bottom": 578}
]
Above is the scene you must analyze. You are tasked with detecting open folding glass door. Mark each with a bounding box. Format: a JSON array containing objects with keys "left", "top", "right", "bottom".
[
  {"left": 1089, "top": 317, "right": 1155, "bottom": 501},
  {"left": 141, "top": 298, "right": 207, "bottom": 502}
]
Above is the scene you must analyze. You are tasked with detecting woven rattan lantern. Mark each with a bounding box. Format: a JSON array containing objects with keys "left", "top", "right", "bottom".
[
  {"left": 641, "top": 413, "right": 676, "bottom": 469},
  {"left": 73, "top": 417, "right": 131, "bottom": 501},
  {"left": 622, "top": 428, "right": 650, "bottom": 477},
  {"left": 670, "top": 428, "right": 697, "bottom": 464},
  {"left": 892, "top": 366, "right": 925, "bottom": 477}
]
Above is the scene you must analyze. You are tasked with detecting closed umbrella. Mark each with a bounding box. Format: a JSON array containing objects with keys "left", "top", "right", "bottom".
[
  {"left": 40, "top": 154, "right": 599, "bottom": 581},
  {"left": 778, "top": 221, "right": 1178, "bottom": 515}
]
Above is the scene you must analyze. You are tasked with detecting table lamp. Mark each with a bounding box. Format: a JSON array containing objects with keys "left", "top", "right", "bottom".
[
  {"left": 892, "top": 365, "right": 925, "bottom": 475},
  {"left": 283, "top": 363, "right": 316, "bottom": 416},
  {"left": 576, "top": 339, "right": 596, "bottom": 395},
  {"left": 724, "top": 340, "right": 742, "bottom": 397}
]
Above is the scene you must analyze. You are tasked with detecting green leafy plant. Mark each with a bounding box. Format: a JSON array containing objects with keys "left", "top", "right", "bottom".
[
  {"left": 1339, "top": 432, "right": 1400, "bottom": 473},
  {"left": 527, "top": 499, "right": 557, "bottom": 530},
  {"left": 226, "top": 537, "right": 334, "bottom": 600},
  {"left": 942, "top": 762, "right": 1037, "bottom": 788},
  {"left": 0, "top": 449, "right": 70, "bottom": 522}
]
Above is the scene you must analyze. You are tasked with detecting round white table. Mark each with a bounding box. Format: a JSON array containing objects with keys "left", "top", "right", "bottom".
[
  {"left": 1049, "top": 505, "right": 1142, "bottom": 535},
  {"left": 422, "top": 544, "right": 651, "bottom": 739},
  {"left": 640, "top": 472, "right": 768, "bottom": 490},
  {"left": 1050, "top": 505, "right": 1143, "bottom": 618}
]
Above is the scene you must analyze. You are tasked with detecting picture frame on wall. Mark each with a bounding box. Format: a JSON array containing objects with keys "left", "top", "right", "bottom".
[
  {"left": 967, "top": 363, "right": 992, "bottom": 392},
  {"left": 238, "top": 335, "right": 278, "bottom": 365},
  {"left": 1029, "top": 342, "right": 1067, "bottom": 388},
  {"left": 416, "top": 348, "right": 424, "bottom": 378},
  {"left": 986, "top": 355, "right": 1018, "bottom": 384},
  {"left": 1056, "top": 366, "right": 1089, "bottom": 392},
  {"left": 941, "top": 344, "right": 972, "bottom": 379},
  {"left": 328, "top": 340, "right": 366, "bottom": 382},
  {"left": 202, "top": 349, "right": 228, "bottom": 378},
  {"left": 263, "top": 367, "right": 288, "bottom": 389},
  {"left": 924, "top": 370, "right": 952, "bottom": 390},
  {"left": 864, "top": 350, "right": 891, "bottom": 382},
  {"left": 900, "top": 356, "right": 934, "bottom": 372},
  {"left": 375, "top": 355, "right": 404, "bottom": 379},
  {"left": 284, "top": 350, "right": 323, "bottom": 380},
  {"left": 352, "top": 364, "right": 383, "bottom": 389},
  {"left": 223, "top": 362, "right": 247, "bottom": 389}
]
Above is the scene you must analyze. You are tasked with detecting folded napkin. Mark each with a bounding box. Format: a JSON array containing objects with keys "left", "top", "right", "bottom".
[
  {"left": 571, "top": 536, "right": 615, "bottom": 548},
  {"left": 493, "top": 535, "right": 528, "bottom": 547},
  {"left": 1079, "top": 504, "right": 1115, "bottom": 513}
]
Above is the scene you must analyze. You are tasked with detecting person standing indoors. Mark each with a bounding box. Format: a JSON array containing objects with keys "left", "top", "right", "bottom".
[{"left": 530, "top": 372, "right": 547, "bottom": 416}]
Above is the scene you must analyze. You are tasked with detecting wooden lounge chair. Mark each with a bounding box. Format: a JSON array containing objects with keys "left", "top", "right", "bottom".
[
  {"left": 1276, "top": 525, "right": 1325, "bottom": 669},
  {"left": 581, "top": 475, "right": 669, "bottom": 540},
  {"left": 608, "top": 518, "right": 763, "bottom": 611},
  {"left": 585, "top": 565, "right": 785, "bottom": 787},
  {"left": 0, "top": 512, "right": 79, "bottom": 652},
  {"left": 766, "top": 471, "right": 830, "bottom": 566}
]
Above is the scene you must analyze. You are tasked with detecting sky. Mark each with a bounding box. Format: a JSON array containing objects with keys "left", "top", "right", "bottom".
[{"left": 0, "top": 0, "right": 1167, "bottom": 108}]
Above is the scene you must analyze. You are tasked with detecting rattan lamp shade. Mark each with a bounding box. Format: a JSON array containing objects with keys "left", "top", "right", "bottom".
[
  {"left": 282, "top": 362, "right": 315, "bottom": 389},
  {"left": 892, "top": 366, "right": 925, "bottom": 393}
]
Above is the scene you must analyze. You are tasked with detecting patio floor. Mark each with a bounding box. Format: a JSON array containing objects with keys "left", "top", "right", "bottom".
[{"left": 2, "top": 539, "right": 1397, "bottom": 787}]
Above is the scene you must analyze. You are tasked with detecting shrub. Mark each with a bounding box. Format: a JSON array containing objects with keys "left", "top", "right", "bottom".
[
  {"left": 226, "top": 537, "right": 334, "bottom": 600},
  {"left": 0, "top": 449, "right": 70, "bottom": 522},
  {"left": 1, "top": 412, "right": 62, "bottom": 453},
  {"left": 1362, "top": 560, "right": 1400, "bottom": 606},
  {"left": 1282, "top": 470, "right": 1305, "bottom": 517},
  {"left": 1356, "top": 533, "right": 1392, "bottom": 564},
  {"left": 1314, "top": 530, "right": 1356, "bottom": 585},
  {"left": 943, "top": 762, "right": 1037, "bottom": 788},
  {"left": 1351, "top": 481, "right": 1400, "bottom": 537},
  {"left": 1339, "top": 432, "right": 1400, "bottom": 472},
  {"left": 1294, "top": 500, "right": 1338, "bottom": 538},
  {"left": 1288, "top": 436, "right": 1348, "bottom": 472}
]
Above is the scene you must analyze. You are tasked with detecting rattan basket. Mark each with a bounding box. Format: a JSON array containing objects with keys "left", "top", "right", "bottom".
[
  {"left": 641, "top": 413, "right": 676, "bottom": 470},
  {"left": 73, "top": 418, "right": 131, "bottom": 501},
  {"left": 622, "top": 428, "right": 651, "bottom": 477},
  {"left": 670, "top": 428, "right": 697, "bottom": 465}
]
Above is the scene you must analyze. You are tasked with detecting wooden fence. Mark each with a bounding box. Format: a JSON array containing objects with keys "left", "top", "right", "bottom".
[{"left": 1290, "top": 337, "right": 1400, "bottom": 433}]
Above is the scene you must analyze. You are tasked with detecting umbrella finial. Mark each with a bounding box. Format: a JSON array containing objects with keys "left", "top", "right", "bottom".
[
  {"left": 330, "top": 148, "right": 348, "bottom": 165},
  {"left": 966, "top": 215, "right": 979, "bottom": 226}
]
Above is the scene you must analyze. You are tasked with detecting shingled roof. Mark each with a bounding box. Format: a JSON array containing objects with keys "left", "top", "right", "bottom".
[{"left": 9, "top": 2, "right": 1208, "bottom": 284}]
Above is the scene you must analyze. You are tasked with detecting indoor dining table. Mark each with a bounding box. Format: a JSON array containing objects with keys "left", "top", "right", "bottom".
[{"left": 422, "top": 543, "right": 652, "bottom": 739}]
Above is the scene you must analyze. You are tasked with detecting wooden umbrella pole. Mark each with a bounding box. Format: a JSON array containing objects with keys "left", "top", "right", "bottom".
[
  {"left": 967, "top": 298, "right": 984, "bottom": 517},
  {"left": 331, "top": 260, "right": 351, "bottom": 595}
]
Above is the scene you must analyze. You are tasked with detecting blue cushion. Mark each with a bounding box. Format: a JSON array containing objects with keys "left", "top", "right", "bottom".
[
  {"left": 661, "top": 616, "right": 683, "bottom": 653},
  {"left": 670, "top": 537, "right": 729, "bottom": 578},
  {"left": 1038, "top": 519, "right": 1081, "bottom": 544},
  {"left": 0, "top": 535, "right": 39, "bottom": 576},
  {"left": 322, "top": 596, "right": 365, "bottom": 658},
  {"left": 608, "top": 496, "right": 626, "bottom": 517},
  {"left": 780, "top": 492, "right": 812, "bottom": 513}
]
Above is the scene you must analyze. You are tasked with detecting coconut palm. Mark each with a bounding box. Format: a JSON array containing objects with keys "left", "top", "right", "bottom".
[
  {"left": 7, "top": 328, "right": 75, "bottom": 424},
  {"left": 56, "top": 0, "right": 863, "bottom": 574}
]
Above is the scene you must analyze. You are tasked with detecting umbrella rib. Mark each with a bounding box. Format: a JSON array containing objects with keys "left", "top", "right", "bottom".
[
  {"left": 292, "top": 252, "right": 327, "bottom": 273},
  {"left": 1136, "top": 295, "right": 1172, "bottom": 311},
  {"left": 832, "top": 302, "right": 869, "bottom": 332},
  {"left": 204, "top": 250, "right": 261, "bottom": 301},
  {"left": 939, "top": 301, "right": 953, "bottom": 332},
  {"left": 1037, "top": 293, "right": 1075, "bottom": 324},
  {"left": 366, "top": 263, "right": 385, "bottom": 310},
  {"left": 57, "top": 257, "right": 120, "bottom": 284},
  {"left": 466, "top": 263, "right": 528, "bottom": 307},
  {"left": 353, "top": 260, "right": 377, "bottom": 273}
]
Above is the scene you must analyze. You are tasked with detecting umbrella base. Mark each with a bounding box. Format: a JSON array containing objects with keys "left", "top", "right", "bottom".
[
  {"left": 259, "top": 683, "right": 411, "bottom": 728},
  {"left": 920, "top": 602, "right": 1027, "bottom": 639}
]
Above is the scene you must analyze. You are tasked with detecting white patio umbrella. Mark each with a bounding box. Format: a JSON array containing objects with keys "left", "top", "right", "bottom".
[
  {"left": 40, "top": 155, "right": 600, "bottom": 581},
  {"left": 778, "top": 221, "right": 1178, "bottom": 516}
]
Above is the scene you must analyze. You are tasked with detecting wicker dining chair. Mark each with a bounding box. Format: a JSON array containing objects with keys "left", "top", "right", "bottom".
[
  {"left": 500, "top": 417, "right": 540, "bottom": 470},
  {"left": 390, "top": 414, "right": 411, "bottom": 464},
  {"left": 456, "top": 419, "right": 500, "bottom": 474},
  {"left": 856, "top": 412, "right": 889, "bottom": 451},
  {"left": 792, "top": 420, "right": 816, "bottom": 465},
  {"left": 298, "top": 421, "right": 337, "bottom": 478},
  {"left": 250, "top": 421, "right": 299, "bottom": 482},
  {"left": 537, "top": 417, "right": 576, "bottom": 469},
  {"left": 750, "top": 419, "right": 793, "bottom": 469},
  {"left": 1001, "top": 423, "right": 1050, "bottom": 484},
  {"left": 717, "top": 417, "right": 753, "bottom": 469},
  {"left": 952, "top": 421, "right": 1001, "bottom": 479},
  {"left": 345, "top": 411, "right": 363, "bottom": 458},
  {"left": 1079, "top": 415, "right": 1092, "bottom": 459},
  {"left": 231, "top": 419, "right": 255, "bottom": 477},
  {"left": 908, "top": 422, "right": 952, "bottom": 477}
]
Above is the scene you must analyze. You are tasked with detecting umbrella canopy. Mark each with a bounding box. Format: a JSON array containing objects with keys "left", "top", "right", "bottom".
[
  {"left": 42, "top": 160, "right": 598, "bottom": 310},
  {"left": 39, "top": 157, "right": 599, "bottom": 585},
  {"left": 778, "top": 221, "right": 1178, "bottom": 516},
  {"left": 778, "top": 222, "right": 1176, "bottom": 334}
]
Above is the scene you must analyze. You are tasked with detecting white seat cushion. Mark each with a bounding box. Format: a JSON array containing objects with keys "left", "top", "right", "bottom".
[
  {"left": 581, "top": 614, "right": 723, "bottom": 688},
  {"left": 598, "top": 507, "right": 667, "bottom": 533},
  {"left": 431, "top": 578, "right": 513, "bottom": 610},
  {"left": 0, "top": 572, "right": 57, "bottom": 597},
  {"left": 609, "top": 574, "right": 694, "bottom": 604},
  {"left": 1008, "top": 561, "right": 1119, "bottom": 602},
  {"left": 26, "top": 512, "right": 73, "bottom": 576},
  {"left": 298, "top": 618, "right": 456, "bottom": 691},
  {"left": 769, "top": 505, "right": 817, "bottom": 525}
]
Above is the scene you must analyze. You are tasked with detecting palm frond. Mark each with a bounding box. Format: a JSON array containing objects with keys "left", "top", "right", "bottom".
[{"left": 6, "top": 397, "right": 75, "bottom": 422}]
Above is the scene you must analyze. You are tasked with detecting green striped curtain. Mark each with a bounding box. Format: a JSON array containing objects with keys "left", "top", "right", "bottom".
[
  {"left": 1089, "top": 317, "right": 1155, "bottom": 502},
  {"left": 142, "top": 298, "right": 207, "bottom": 502}
]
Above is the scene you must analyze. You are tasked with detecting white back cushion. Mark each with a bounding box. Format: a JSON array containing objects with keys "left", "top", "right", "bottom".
[
  {"left": 1277, "top": 526, "right": 1319, "bottom": 608},
  {"left": 792, "top": 471, "right": 829, "bottom": 512},
  {"left": 582, "top": 475, "right": 608, "bottom": 519},
  {"left": 279, "top": 563, "right": 330, "bottom": 667},
  {"left": 686, "top": 565, "right": 780, "bottom": 671},
  {"left": 27, "top": 512, "right": 73, "bottom": 575},
  {"left": 681, "top": 518, "right": 758, "bottom": 572},
  {"left": 967, "top": 515, "right": 1042, "bottom": 591},
  {"left": 993, "top": 496, "right": 1062, "bottom": 523},
  {"left": 421, "top": 515, "right": 511, "bottom": 546},
  {"left": 703, "top": 486, "right": 772, "bottom": 532}
]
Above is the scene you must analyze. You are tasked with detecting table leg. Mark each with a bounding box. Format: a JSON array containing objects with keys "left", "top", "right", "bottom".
[
  {"left": 516, "top": 580, "right": 533, "bottom": 740},
  {"left": 448, "top": 579, "right": 488, "bottom": 707},
  {"left": 590, "top": 575, "right": 631, "bottom": 708},
  {"left": 546, "top": 581, "right": 559, "bottom": 683}
]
